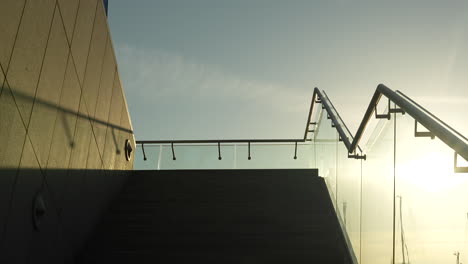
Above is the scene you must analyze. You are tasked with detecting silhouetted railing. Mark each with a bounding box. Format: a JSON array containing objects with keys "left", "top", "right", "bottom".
[{"left": 136, "top": 84, "right": 467, "bottom": 172}]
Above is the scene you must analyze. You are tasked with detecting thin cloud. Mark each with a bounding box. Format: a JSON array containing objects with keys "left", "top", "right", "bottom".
[{"left": 116, "top": 44, "right": 310, "bottom": 113}]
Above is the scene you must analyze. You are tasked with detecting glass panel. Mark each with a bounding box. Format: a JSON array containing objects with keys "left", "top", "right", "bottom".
[
  {"left": 360, "top": 114, "right": 395, "bottom": 264},
  {"left": 234, "top": 143, "right": 314, "bottom": 169},
  {"left": 314, "top": 109, "right": 339, "bottom": 206},
  {"left": 395, "top": 113, "right": 468, "bottom": 264},
  {"left": 337, "top": 142, "right": 362, "bottom": 260},
  {"left": 396, "top": 90, "right": 468, "bottom": 146},
  {"left": 159, "top": 144, "right": 235, "bottom": 170},
  {"left": 321, "top": 92, "right": 354, "bottom": 145},
  {"left": 134, "top": 144, "right": 161, "bottom": 170}
]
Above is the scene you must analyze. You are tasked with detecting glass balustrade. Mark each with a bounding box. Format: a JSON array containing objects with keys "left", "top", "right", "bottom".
[
  {"left": 133, "top": 88, "right": 468, "bottom": 264},
  {"left": 135, "top": 143, "right": 315, "bottom": 170}
]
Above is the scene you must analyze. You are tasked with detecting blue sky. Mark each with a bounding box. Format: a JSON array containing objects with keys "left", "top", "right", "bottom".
[{"left": 108, "top": 0, "right": 468, "bottom": 140}]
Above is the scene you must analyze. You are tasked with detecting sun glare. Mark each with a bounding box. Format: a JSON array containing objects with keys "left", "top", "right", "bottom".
[{"left": 397, "top": 151, "right": 463, "bottom": 194}]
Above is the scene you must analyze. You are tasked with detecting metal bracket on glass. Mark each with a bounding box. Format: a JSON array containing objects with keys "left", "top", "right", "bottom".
[
  {"left": 348, "top": 151, "right": 366, "bottom": 160},
  {"left": 171, "top": 142, "right": 176, "bottom": 160},
  {"left": 414, "top": 120, "right": 435, "bottom": 139},
  {"left": 331, "top": 121, "right": 335, "bottom": 128},
  {"left": 294, "top": 142, "right": 298, "bottom": 160},
  {"left": 454, "top": 152, "right": 468, "bottom": 173},
  {"left": 375, "top": 98, "right": 405, "bottom": 120},
  {"left": 141, "top": 143, "right": 147, "bottom": 161},
  {"left": 218, "top": 142, "right": 222, "bottom": 160},
  {"left": 308, "top": 122, "right": 316, "bottom": 133},
  {"left": 339, "top": 136, "right": 349, "bottom": 143},
  {"left": 248, "top": 142, "right": 251, "bottom": 160}
]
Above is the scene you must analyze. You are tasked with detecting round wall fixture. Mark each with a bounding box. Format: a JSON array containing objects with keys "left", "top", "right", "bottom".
[
  {"left": 33, "top": 192, "right": 46, "bottom": 231},
  {"left": 125, "top": 139, "right": 133, "bottom": 161}
]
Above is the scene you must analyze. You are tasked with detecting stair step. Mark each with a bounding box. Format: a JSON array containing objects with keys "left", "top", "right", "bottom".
[{"left": 80, "top": 169, "right": 352, "bottom": 264}]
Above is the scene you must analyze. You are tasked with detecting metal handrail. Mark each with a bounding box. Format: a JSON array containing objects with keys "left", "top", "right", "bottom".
[
  {"left": 136, "top": 92, "right": 318, "bottom": 145},
  {"left": 348, "top": 84, "right": 468, "bottom": 162},
  {"left": 136, "top": 84, "right": 468, "bottom": 164}
]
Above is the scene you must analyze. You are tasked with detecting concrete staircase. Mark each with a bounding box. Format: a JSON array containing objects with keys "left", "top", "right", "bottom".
[{"left": 80, "top": 169, "right": 352, "bottom": 263}]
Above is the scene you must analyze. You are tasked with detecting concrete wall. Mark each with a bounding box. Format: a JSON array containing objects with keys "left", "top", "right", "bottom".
[{"left": 0, "top": 0, "right": 135, "bottom": 262}]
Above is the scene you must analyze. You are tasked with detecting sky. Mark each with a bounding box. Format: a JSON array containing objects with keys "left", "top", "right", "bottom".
[{"left": 107, "top": 0, "right": 468, "bottom": 141}]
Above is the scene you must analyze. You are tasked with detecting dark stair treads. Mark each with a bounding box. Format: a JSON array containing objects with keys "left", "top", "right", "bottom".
[{"left": 80, "top": 169, "right": 352, "bottom": 264}]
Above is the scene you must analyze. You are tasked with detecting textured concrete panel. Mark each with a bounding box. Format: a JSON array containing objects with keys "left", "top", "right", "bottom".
[
  {"left": 61, "top": 137, "right": 103, "bottom": 259},
  {"left": 57, "top": 0, "right": 79, "bottom": 42},
  {"left": 0, "top": 84, "right": 27, "bottom": 245},
  {"left": 94, "top": 40, "right": 115, "bottom": 120},
  {"left": 60, "top": 97, "right": 92, "bottom": 255},
  {"left": 70, "top": 0, "right": 98, "bottom": 84},
  {"left": 6, "top": 0, "right": 56, "bottom": 127},
  {"left": 46, "top": 58, "right": 82, "bottom": 213},
  {"left": 85, "top": 138, "right": 105, "bottom": 205},
  {"left": 81, "top": 1, "right": 108, "bottom": 116},
  {"left": 102, "top": 76, "right": 124, "bottom": 170},
  {"left": 28, "top": 12, "right": 70, "bottom": 168},
  {"left": 108, "top": 75, "right": 124, "bottom": 129},
  {"left": 0, "top": 138, "right": 43, "bottom": 263},
  {"left": 92, "top": 40, "right": 116, "bottom": 157},
  {"left": 91, "top": 120, "right": 107, "bottom": 163},
  {"left": 0, "top": 65, "right": 4, "bottom": 90},
  {"left": 47, "top": 59, "right": 81, "bottom": 170},
  {"left": 87, "top": 137, "right": 103, "bottom": 171},
  {"left": 68, "top": 97, "right": 92, "bottom": 170},
  {"left": 0, "top": 0, "right": 25, "bottom": 70},
  {"left": 102, "top": 124, "right": 122, "bottom": 170}
]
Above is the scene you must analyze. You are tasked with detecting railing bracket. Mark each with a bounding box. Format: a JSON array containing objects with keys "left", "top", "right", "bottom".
[
  {"left": 171, "top": 142, "right": 176, "bottom": 160},
  {"left": 348, "top": 152, "right": 366, "bottom": 160},
  {"left": 375, "top": 98, "right": 405, "bottom": 120},
  {"left": 294, "top": 142, "right": 298, "bottom": 160},
  {"left": 141, "top": 143, "right": 147, "bottom": 161},
  {"left": 414, "top": 120, "right": 435, "bottom": 139},
  {"left": 454, "top": 152, "right": 468, "bottom": 173},
  {"left": 248, "top": 142, "right": 251, "bottom": 160},
  {"left": 218, "top": 142, "right": 222, "bottom": 160}
]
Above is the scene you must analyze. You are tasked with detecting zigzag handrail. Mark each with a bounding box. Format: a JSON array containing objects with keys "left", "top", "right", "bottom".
[{"left": 136, "top": 84, "right": 468, "bottom": 169}]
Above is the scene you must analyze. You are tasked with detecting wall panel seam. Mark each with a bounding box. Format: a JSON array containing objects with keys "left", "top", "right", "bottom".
[
  {"left": 24, "top": 4, "right": 58, "bottom": 132},
  {"left": 70, "top": 0, "right": 98, "bottom": 88},
  {"left": 43, "top": 52, "right": 72, "bottom": 171},
  {"left": 0, "top": 134, "right": 29, "bottom": 251},
  {"left": 68, "top": 0, "right": 82, "bottom": 47},
  {"left": 3, "top": 0, "right": 27, "bottom": 75}
]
